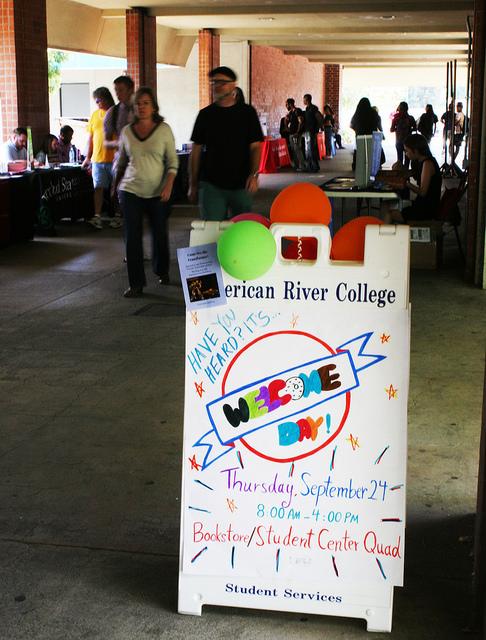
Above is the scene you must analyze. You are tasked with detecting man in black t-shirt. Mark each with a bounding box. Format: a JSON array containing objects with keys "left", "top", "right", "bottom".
[
  {"left": 188, "top": 66, "right": 264, "bottom": 221},
  {"left": 282, "top": 98, "right": 306, "bottom": 171},
  {"left": 303, "top": 94, "right": 321, "bottom": 172}
]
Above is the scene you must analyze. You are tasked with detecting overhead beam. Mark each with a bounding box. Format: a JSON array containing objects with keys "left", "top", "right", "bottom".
[
  {"left": 304, "top": 51, "right": 469, "bottom": 58},
  {"left": 176, "top": 27, "right": 469, "bottom": 38},
  {"left": 149, "top": 3, "right": 473, "bottom": 17},
  {"left": 305, "top": 56, "right": 468, "bottom": 63},
  {"left": 280, "top": 40, "right": 468, "bottom": 49},
  {"left": 341, "top": 61, "right": 468, "bottom": 67},
  {"left": 284, "top": 49, "right": 469, "bottom": 56},
  {"left": 313, "top": 60, "right": 468, "bottom": 66}
]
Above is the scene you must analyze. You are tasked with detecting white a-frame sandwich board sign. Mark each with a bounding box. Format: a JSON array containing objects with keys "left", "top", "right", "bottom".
[{"left": 178, "top": 221, "right": 410, "bottom": 632}]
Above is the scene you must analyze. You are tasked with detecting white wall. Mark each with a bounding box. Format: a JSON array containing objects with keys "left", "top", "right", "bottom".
[
  {"left": 221, "top": 41, "right": 250, "bottom": 99},
  {"left": 157, "top": 45, "right": 199, "bottom": 149},
  {"left": 158, "top": 41, "right": 250, "bottom": 148}
]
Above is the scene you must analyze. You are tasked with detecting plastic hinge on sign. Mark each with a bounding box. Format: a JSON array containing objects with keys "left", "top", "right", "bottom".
[
  {"left": 378, "top": 224, "right": 398, "bottom": 236},
  {"left": 190, "top": 220, "right": 232, "bottom": 247},
  {"left": 271, "top": 222, "right": 331, "bottom": 268}
]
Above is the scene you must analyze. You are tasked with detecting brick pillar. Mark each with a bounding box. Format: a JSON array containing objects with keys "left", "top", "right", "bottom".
[
  {"left": 466, "top": 1, "right": 486, "bottom": 283},
  {"left": 198, "top": 29, "right": 220, "bottom": 108},
  {"left": 324, "top": 64, "right": 341, "bottom": 124},
  {"left": 0, "top": 0, "right": 49, "bottom": 149},
  {"left": 126, "top": 8, "right": 157, "bottom": 91}
]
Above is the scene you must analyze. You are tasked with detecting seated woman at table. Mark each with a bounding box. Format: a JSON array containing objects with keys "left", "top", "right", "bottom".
[
  {"left": 35, "top": 134, "right": 60, "bottom": 166},
  {"left": 384, "top": 133, "right": 442, "bottom": 224}
]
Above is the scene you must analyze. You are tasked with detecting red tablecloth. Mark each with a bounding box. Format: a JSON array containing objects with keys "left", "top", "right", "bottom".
[
  {"left": 317, "top": 132, "right": 327, "bottom": 159},
  {"left": 258, "top": 138, "right": 292, "bottom": 174}
]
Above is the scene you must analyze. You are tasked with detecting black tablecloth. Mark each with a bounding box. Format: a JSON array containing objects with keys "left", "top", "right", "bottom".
[
  {"left": 0, "top": 167, "right": 94, "bottom": 245},
  {"left": 0, "top": 174, "right": 37, "bottom": 245},
  {"left": 36, "top": 167, "right": 94, "bottom": 230}
]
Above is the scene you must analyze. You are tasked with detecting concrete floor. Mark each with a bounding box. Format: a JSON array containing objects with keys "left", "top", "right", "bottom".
[{"left": 1, "top": 153, "right": 485, "bottom": 639}]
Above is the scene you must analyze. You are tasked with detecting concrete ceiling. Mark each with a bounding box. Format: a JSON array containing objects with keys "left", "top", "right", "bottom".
[{"left": 56, "top": 0, "right": 474, "bottom": 67}]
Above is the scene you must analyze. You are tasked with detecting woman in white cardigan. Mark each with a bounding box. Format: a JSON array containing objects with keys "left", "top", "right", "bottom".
[{"left": 114, "top": 87, "right": 179, "bottom": 298}]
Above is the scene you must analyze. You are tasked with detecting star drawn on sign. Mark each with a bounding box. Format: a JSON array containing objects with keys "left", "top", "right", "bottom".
[
  {"left": 290, "top": 314, "right": 299, "bottom": 329},
  {"left": 189, "top": 455, "right": 201, "bottom": 471},
  {"left": 195, "top": 381, "right": 205, "bottom": 397},
  {"left": 227, "top": 498, "right": 237, "bottom": 513},
  {"left": 347, "top": 434, "right": 360, "bottom": 450},
  {"left": 385, "top": 384, "right": 398, "bottom": 400},
  {"left": 380, "top": 333, "right": 391, "bottom": 343},
  {"left": 190, "top": 311, "right": 199, "bottom": 326}
]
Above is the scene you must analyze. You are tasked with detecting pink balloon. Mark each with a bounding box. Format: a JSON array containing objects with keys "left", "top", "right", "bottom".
[{"left": 231, "top": 213, "right": 271, "bottom": 228}]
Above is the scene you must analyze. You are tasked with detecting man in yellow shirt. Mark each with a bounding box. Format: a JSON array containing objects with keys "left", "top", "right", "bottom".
[{"left": 82, "top": 87, "right": 115, "bottom": 229}]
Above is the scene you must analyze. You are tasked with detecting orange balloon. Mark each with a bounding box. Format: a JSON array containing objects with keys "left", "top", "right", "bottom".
[
  {"left": 331, "top": 216, "right": 383, "bottom": 261},
  {"left": 270, "top": 182, "right": 332, "bottom": 225}
]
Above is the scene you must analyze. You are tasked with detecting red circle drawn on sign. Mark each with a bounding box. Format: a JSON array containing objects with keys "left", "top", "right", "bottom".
[{"left": 221, "top": 330, "right": 351, "bottom": 464}]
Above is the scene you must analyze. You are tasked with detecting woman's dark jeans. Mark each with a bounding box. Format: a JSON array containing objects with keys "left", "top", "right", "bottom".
[
  {"left": 119, "top": 190, "right": 171, "bottom": 289},
  {"left": 395, "top": 140, "right": 410, "bottom": 169}
]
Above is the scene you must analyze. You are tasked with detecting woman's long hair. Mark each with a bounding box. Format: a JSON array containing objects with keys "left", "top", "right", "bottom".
[
  {"left": 40, "top": 134, "right": 58, "bottom": 156},
  {"left": 133, "top": 87, "right": 164, "bottom": 124},
  {"left": 350, "top": 97, "right": 380, "bottom": 135},
  {"left": 404, "top": 133, "right": 433, "bottom": 158}
]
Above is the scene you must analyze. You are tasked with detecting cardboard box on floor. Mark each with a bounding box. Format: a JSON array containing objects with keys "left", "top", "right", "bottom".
[{"left": 409, "top": 221, "right": 442, "bottom": 269}]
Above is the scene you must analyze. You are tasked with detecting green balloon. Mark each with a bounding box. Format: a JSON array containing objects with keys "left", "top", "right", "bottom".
[{"left": 217, "top": 221, "right": 276, "bottom": 280}]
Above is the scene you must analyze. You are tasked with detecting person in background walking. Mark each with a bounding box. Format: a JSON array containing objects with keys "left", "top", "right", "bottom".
[
  {"left": 188, "top": 66, "right": 263, "bottom": 220},
  {"left": 334, "top": 121, "right": 345, "bottom": 150},
  {"left": 104, "top": 75, "right": 135, "bottom": 229},
  {"left": 453, "top": 101, "right": 467, "bottom": 156},
  {"left": 282, "top": 98, "right": 306, "bottom": 171},
  {"left": 441, "top": 102, "right": 455, "bottom": 154},
  {"left": 82, "top": 87, "right": 115, "bottom": 229},
  {"left": 417, "top": 104, "right": 438, "bottom": 143},
  {"left": 114, "top": 87, "right": 178, "bottom": 298},
  {"left": 372, "top": 105, "right": 383, "bottom": 134},
  {"left": 390, "top": 101, "right": 416, "bottom": 168},
  {"left": 303, "top": 93, "right": 321, "bottom": 172},
  {"left": 323, "top": 104, "right": 335, "bottom": 157}
]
